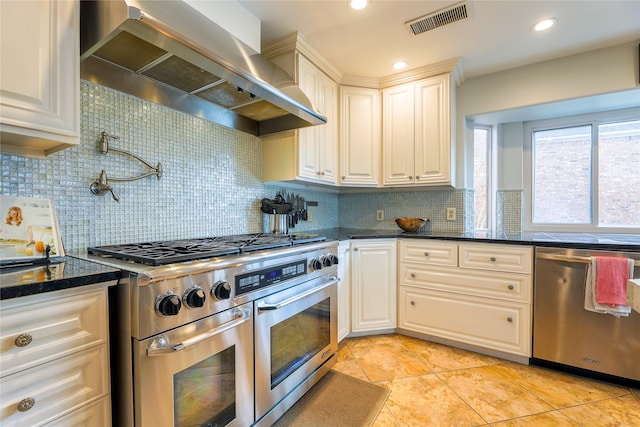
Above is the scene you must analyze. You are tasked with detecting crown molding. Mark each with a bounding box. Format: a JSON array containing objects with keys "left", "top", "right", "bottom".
[
  {"left": 378, "top": 58, "right": 464, "bottom": 88},
  {"left": 263, "top": 33, "right": 465, "bottom": 88},
  {"left": 262, "top": 32, "right": 343, "bottom": 83}
]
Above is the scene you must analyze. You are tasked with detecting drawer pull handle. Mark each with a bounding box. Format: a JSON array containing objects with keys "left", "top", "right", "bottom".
[
  {"left": 424, "top": 252, "right": 429, "bottom": 257},
  {"left": 15, "top": 334, "right": 32, "bottom": 347},
  {"left": 17, "top": 397, "right": 35, "bottom": 412},
  {"left": 507, "top": 317, "right": 513, "bottom": 323},
  {"left": 410, "top": 273, "right": 416, "bottom": 278},
  {"left": 490, "top": 257, "right": 497, "bottom": 262},
  {"left": 410, "top": 301, "right": 416, "bottom": 306},
  {"left": 508, "top": 285, "right": 514, "bottom": 290}
]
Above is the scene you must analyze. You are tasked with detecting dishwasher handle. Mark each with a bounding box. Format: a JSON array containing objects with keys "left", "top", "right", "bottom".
[{"left": 537, "top": 253, "right": 640, "bottom": 267}]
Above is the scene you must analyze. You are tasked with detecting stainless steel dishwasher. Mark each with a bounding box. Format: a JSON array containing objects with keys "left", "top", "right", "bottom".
[{"left": 532, "top": 246, "right": 640, "bottom": 384}]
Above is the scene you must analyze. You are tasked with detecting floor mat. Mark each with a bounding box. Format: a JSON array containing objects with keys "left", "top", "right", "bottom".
[{"left": 272, "top": 370, "right": 389, "bottom": 427}]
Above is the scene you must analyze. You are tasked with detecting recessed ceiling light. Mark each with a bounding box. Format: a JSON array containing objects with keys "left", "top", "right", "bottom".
[
  {"left": 533, "top": 18, "right": 556, "bottom": 32},
  {"left": 350, "top": 0, "right": 368, "bottom": 10},
  {"left": 393, "top": 61, "right": 407, "bottom": 70}
]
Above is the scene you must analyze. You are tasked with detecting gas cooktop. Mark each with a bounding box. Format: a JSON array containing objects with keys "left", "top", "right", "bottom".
[{"left": 87, "top": 233, "right": 326, "bottom": 266}]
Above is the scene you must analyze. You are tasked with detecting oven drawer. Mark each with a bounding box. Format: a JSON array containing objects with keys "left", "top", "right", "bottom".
[{"left": 0, "top": 345, "right": 109, "bottom": 427}]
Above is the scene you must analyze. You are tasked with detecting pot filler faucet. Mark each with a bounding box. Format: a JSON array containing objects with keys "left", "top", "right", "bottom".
[{"left": 89, "top": 132, "right": 162, "bottom": 202}]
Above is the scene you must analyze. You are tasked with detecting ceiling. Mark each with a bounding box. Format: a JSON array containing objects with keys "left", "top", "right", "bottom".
[{"left": 238, "top": 0, "right": 640, "bottom": 81}]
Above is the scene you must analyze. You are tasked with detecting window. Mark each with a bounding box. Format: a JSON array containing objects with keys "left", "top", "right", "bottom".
[
  {"left": 524, "top": 109, "right": 640, "bottom": 231},
  {"left": 474, "top": 126, "right": 491, "bottom": 231}
]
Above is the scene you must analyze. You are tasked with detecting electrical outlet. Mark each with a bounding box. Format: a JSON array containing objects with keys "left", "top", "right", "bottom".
[
  {"left": 307, "top": 210, "right": 313, "bottom": 222},
  {"left": 446, "top": 207, "right": 456, "bottom": 221},
  {"left": 376, "top": 210, "right": 384, "bottom": 221}
]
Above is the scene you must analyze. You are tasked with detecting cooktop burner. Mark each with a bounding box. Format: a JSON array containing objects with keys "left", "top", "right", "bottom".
[{"left": 87, "top": 233, "right": 326, "bottom": 266}]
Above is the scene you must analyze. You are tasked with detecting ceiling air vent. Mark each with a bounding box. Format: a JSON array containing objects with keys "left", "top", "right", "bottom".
[{"left": 405, "top": 1, "right": 470, "bottom": 35}]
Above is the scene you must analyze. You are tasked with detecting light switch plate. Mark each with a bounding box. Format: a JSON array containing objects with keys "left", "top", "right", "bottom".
[{"left": 376, "top": 210, "right": 384, "bottom": 221}]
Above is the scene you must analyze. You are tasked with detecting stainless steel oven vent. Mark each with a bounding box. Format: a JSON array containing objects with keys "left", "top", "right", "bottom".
[
  {"left": 405, "top": 1, "right": 470, "bottom": 35},
  {"left": 80, "top": 0, "right": 326, "bottom": 137}
]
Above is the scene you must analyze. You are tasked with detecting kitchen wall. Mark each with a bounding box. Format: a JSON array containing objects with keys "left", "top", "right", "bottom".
[
  {"left": 0, "top": 81, "right": 516, "bottom": 254},
  {"left": 457, "top": 41, "right": 639, "bottom": 190},
  {"left": 2, "top": 81, "right": 267, "bottom": 254},
  {"left": 338, "top": 189, "right": 472, "bottom": 233}
]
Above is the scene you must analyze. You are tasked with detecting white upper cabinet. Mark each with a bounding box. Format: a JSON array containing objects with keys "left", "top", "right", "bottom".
[
  {"left": 0, "top": 0, "right": 80, "bottom": 158},
  {"left": 339, "top": 86, "right": 380, "bottom": 186},
  {"left": 263, "top": 50, "right": 338, "bottom": 185},
  {"left": 382, "top": 73, "right": 455, "bottom": 187}
]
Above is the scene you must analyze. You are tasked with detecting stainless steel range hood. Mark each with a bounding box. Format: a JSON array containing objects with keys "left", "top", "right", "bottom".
[{"left": 80, "top": 0, "right": 326, "bottom": 136}]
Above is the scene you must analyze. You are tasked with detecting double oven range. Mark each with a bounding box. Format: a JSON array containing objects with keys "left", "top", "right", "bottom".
[{"left": 87, "top": 233, "right": 339, "bottom": 427}]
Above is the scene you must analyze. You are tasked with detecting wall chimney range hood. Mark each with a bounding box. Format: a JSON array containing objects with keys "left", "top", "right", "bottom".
[{"left": 80, "top": 0, "right": 326, "bottom": 136}]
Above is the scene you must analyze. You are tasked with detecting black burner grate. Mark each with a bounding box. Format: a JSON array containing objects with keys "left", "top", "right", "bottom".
[{"left": 87, "top": 233, "right": 326, "bottom": 266}]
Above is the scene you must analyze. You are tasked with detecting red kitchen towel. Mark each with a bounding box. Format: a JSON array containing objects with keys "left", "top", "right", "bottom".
[{"left": 595, "top": 256, "right": 632, "bottom": 306}]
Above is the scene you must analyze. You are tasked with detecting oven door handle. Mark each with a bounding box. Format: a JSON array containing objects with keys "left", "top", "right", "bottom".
[
  {"left": 146, "top": 308, "right": 251, "bottom": 356},
  {"left": 257, "top": 276, "right": 339, "bottom": 312}
]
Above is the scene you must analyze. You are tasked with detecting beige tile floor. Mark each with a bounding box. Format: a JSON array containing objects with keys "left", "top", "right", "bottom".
[{"left": 332, "top": 334, "right": 640, "bottom": 427}]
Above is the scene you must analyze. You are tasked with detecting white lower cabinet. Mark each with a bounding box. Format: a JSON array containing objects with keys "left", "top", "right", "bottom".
[
  {"left": 337, "top": 240, "right": 351, "bottom": 341},
  {"left": 351, "top": 239, "right": 397, "bottom": 333},
  {"left": 0, "top": 284, "right": 112, "bottom": 426},
  {"left": 399, "top": 287, "right": 530, "bottom": 355},
  {"left": 398, "top": 240, "right": 533, "bottom": 358}
]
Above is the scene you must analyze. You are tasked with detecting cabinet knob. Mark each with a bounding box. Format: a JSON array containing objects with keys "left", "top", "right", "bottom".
[
  {"left": 424, "top": 252, "right": 429, "bottom": 257},
  {"left": 354, "top": 248, "right": 359, "bottom": 252},
  {"left": 508, "top": 285, "right": 514, "bottom": 290},
  {"left": 507, "top": 317, "right": 513, "bottom": 323},
  {"left": 410, "top": 300, "right": 416, "bottom": 306},
  {"left": 410, "top": 273, "right": 416, "bottom": 278},
  {"left": 15, "top": 334, "right": 32, "bottom": 348},
  {"left": 415, "top": 176, "right": 420, "bottom": 180},
  {"left": 342, "top": 176, "right": 346, "bottom": 180},
  {"left": 490, "top": 257, "right": 497, "bottom": 262},
  {"left": 17, "top": 397, "right": 35, "bottom": 412}
]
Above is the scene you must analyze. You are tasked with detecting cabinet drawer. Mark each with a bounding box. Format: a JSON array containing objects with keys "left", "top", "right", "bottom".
[
  {"left": 45, "top": 397, "right": 110, "bottom": 427},
  {"left": 399, "top": 240, "right": 457, "bottom": 266},
  {"left": 0, "top": 289, "right": 108, "bottom": 377},
  {"left": 401, "top": 264, "right": 532, "bottom": 303},
  {"left": 398, "top": 287, "right": 531, "bottom": 356},
  {"left": 0, "top": 345, "right": 109, "bottom": 427},
  {"left": 458, "top": 243, "right": 532, "bottom": 274}
]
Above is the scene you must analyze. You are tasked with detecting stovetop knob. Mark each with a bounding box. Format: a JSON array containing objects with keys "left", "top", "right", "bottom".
[
  {"left": 156, "top": 294, "right": 182, "bottom": 316},
  {"left": 328, "top": 254, "right": 339, "bottom": 265},
  {"left": 322, "top": 256, "right": 332, "bottom": 267},
  {"left": 310, "top": 258, "right": 323, "bottom": 271},
  {"left": 183, "top": 287, "right": 206, "bottom": 308},
  {"left": 212, "top": 281, "right": 232, "bottom": 300}
]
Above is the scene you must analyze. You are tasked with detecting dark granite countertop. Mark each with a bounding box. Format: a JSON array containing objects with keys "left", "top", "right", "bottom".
[
  {"left": 0, "top": 256, "right": 121, "bottom": 300},
  {"left": 4, "top": 229, "right": 637, "bottom": 300},
  {"left": 301, "top": 228, "right": 640, "bottom": 251}
]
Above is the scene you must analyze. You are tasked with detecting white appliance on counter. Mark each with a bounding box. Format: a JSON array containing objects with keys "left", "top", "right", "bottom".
[{"left": 627, "top": 278, "right": 640, "bottom": 313}]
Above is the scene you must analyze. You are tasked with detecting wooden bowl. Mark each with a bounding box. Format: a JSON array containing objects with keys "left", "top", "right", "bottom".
[{"left": 394, "top": 217, "right": 429, "bottom": 232}]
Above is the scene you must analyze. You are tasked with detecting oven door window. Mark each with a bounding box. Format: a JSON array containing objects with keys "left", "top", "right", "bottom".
[
  {"left": 174, "top": 346, "right": 236, "bottom": 426},
  {"left": 271, "top": 297, "right": 330, "bottom": 388}
]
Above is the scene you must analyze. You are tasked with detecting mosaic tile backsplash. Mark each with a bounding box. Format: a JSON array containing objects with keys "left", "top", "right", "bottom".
[
  {"left": 338, "top": 189, "right": 471, "bottom": 233},
  {"left": 1, "top": 81, "right": 520, "bottom": 255}
]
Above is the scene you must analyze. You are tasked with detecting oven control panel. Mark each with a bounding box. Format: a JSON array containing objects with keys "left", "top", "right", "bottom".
[{"left": 235, "top": 260, "right": 307, "bottom": 296}]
